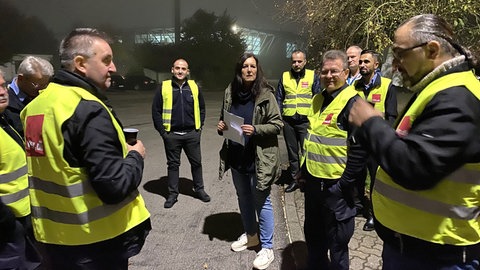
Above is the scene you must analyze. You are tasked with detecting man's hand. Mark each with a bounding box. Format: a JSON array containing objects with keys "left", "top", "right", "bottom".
[
  {"left": 127, "top": 139, "right": 146, "bottom": 159},
  {"left": 293, "top": 171, "right": 306, "bottom": 192},
  {"left": 349, "top": 97, "right": 383, "bottom": 127}
]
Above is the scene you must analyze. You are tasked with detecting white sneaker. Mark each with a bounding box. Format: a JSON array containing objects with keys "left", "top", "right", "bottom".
[
  {"left": 231, "top": 233, "right": 259, "bottom": 252},
  {"left": 253, "top": 248, "right": 274, "bottom": 269}
]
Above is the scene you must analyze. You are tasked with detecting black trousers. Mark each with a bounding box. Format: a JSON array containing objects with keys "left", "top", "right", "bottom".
[
  {"left": 354, "top": 156, "right": 378, "bottom": 214},
  {"left": 282, "top": 120, "right": 308, "bottom": 179},
  {"left": 304, "top": 177, "right": 355, "bottom": 270},
  {"left": 162, "top": 130, "right": 204, "bottom": 196},
  {"left": 41, "top": 243, "right": 128, "bottom": 270},
  {"left": 0, "top": 220, "right": 26, "bottom": 269}
]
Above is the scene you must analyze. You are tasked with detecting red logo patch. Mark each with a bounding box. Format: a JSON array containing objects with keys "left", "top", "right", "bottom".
[
  {"left": 25, "top": 115, "right": 45, "bottom": 156},
  {"left": 301, "top": 82, "right": 309, "bottom": 88},
  {"left": 372, "top": 94, "right": 381, "bottom": 103},
  {"left": 323, "top": 113, "right": 334, "bottom": 125},
  {"left": 396, "top": 116, "right": 411, "bottom": 137}
]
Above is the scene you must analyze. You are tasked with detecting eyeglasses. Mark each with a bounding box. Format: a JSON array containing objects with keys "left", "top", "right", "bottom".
[
  {"left": 392, "top": 42, "right": 428, "bottom": 60},
  {"left": 320, "top": 69, "right": 345, "bottom": 77},
  {"left": 30, "top": 81, "right": 48, "bottom": 90}
]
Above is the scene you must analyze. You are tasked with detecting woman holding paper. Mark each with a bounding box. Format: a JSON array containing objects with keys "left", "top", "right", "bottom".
[{"left": 217, "top": 53, "right": 283, "bottom": 270}]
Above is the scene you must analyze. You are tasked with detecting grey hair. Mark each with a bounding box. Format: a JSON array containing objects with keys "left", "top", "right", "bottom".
[
  {"left": 322, "top": 50, "right": 348, "bottom": 70},
  {"left": 59, "top": 28, "right": 111, "bottom": 70},
  {"left": 0, "top": 69, "right": 4, "bottom": 79},
  {"left": 18, "top": 56, "right": 54, "bottom": 76},
  {"left": 402, "top": 14, "right": 479, "bottom": 73},
  {"left": 347, "top": 45, "right": 362, "bottom": 53}
]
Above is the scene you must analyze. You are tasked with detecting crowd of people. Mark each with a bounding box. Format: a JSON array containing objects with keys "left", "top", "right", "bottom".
[{"left": 1, "top": 13, "right": 479, "bottom": 270}]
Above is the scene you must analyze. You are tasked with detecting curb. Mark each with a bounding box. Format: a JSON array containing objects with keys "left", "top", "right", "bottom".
[{"left": 282, "top": 188, "right": 308, "bottom": 269}]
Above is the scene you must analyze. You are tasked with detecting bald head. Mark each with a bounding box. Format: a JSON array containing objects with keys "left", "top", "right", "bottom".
[
  {"left": 171, "top": 59, "right": 190, "bottom": 83},
  {"left": 346, "top": 46, "right": 362, "bottom": 75}
]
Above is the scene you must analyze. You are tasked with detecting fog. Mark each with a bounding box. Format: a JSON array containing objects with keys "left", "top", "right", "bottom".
[{"left": 6, "top": 0, "right": 297, "bottom": 38}]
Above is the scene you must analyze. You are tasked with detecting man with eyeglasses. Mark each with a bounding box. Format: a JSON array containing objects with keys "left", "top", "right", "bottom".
[
  {"left": 276, "top": 49, "right": 320, "bottom": 193},
  {"left": 298, "top": 50, "right": 367, "bottom": 270},
  {"left": 0, "top": 69, "right": 32, "bottom": 269},
  {"left": 349, "top": 14, "right": 480, "bottom": 269},
  {"left": 6, "top": 56, "right": 53, "bottom": 137},
  {"left": 354, "top": 49, "right": 398, "bottom": 232}
]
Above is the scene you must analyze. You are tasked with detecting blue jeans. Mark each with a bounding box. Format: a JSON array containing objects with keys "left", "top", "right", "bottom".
[
  {"left": 231, "top": 169, "right": 274, "bottom": 249},
  {"left": 382, "top": 243, "right": 480, "bottom": 270}
]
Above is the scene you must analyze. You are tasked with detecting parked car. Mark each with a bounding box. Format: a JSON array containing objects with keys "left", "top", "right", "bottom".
[
  {"left": 109, "top": 74, "right": 126, "bottom": 90},
  {"left": 124, "top": 75, "right": 157, "bottom": 90}
]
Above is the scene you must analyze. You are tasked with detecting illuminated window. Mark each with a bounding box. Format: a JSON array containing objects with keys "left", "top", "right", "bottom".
[
  {"left": 286, "top": 42, "right": 297, "bottom": 58},
  {"left": 134, "top": 29, "right": 176, "bottom": 44},
  {"left": 244, "top": 35, "right": 261, "bottom": 55}
]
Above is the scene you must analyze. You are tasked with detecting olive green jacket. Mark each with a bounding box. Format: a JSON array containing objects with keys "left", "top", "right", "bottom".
[{"left": 218, "top": 84, "right": 283, "bottom": 191}]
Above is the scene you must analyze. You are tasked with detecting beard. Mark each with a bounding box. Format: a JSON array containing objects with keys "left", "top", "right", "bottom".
[{"left": 395, "top": 71, "right": 416, "bottom": 90}]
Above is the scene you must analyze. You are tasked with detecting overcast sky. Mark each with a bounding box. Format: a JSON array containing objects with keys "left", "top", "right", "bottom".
[{"left": 7, "top": 0, "right": 297, "bottom": 37}]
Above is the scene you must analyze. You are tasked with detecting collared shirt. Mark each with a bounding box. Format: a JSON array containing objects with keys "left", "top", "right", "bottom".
[
  {"left": 346, "top": 72, "right": 362, "bottom": 85},
  {"left": 8, "top": 78, "right": 28, "bottom": 103}
]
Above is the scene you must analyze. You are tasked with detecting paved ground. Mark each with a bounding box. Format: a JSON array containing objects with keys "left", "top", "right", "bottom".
[{"left": 107, "top": 89, "right": 384, "bottom": 270}]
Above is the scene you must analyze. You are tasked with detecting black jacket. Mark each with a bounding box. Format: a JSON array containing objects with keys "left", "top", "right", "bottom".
[
  {"left": 358, "top": 63, "right": 480, "bottom": 190},
  {"left": 276, "top": 68, "right": 321, "bottom": 123},
  {"left": 48, "top": 70, "right": 151, "bottom": 254},
  {"left": 303, "top": 84, "right": 368, "bottom": 221},
  {"left": 152, "top": 79, "right": 205, "bottom": 135},
  {"left": 5, "top": 86, "right": 26, "bottom": 138},
  {"left": 354, "top": 73, "right": 399, "bottom": 125},
  {"left": 358, "top": 63, "right": 480, "bottom": 249}
]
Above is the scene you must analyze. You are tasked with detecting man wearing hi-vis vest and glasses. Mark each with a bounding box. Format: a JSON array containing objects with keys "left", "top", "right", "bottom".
[{"left": 349, "top": 14, "right": 480, "bottom": 269}]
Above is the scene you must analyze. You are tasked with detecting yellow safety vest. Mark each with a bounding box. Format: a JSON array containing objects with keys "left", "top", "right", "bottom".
[
  {"left": 0, "top": 126, "right": 30, "bottom": 218},
  {"left": 356, "top": 77, "right": 391, "bottom": 113},
  {"left": 301, "top": 85, "right": 358, "bottom": 179},
  {"left": 161, "top": 80, "right": 201, "bottom": 132},
  {"left": 373, "top": 70, "right": 480, "bottom": 245},
  {"left": 282, "top": 69, "right": 315, "bottom": 116},
  {"left": 21, "top": 83, "right": 150, "bottom": 245}
]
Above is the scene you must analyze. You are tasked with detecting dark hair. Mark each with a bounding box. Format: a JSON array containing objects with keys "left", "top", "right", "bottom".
[
  {"left": 402, "top": 14, "right": 479, "bottom": 73},
  {"left": 230, "top": 52, "right": 271, "bottom": 101},
  {"left": 291, "top": 49, "right": 307, "bottom": 59},
  {"left": 59, "top": 28, "right": 112, "bottom": 70},
  {"left": 360, "top": 49, "right": 380, "bottom": 63}
]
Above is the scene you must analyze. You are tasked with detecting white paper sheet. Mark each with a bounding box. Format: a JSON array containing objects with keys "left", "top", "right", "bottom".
[{"left": 223, "top": 110, "right": 245, "bottom": 146}]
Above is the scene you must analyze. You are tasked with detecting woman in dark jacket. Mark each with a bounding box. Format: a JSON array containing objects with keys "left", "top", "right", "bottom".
[{"left": 217, "top": 53, "right": 283, "bottom": 270}]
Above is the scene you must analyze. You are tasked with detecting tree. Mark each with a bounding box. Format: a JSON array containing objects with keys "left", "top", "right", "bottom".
[
  {"left": 275, "top": 0, "right": 480, "bottom": 66},
  {"left": 179, "top": 9, "right": 245, "bottom": 89},
  {"left": 0, "top": 1, "right": 57, "bottom": 64}
]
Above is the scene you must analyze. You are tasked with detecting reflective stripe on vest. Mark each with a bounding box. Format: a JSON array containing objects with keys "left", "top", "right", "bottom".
[
  {"left": 282, "top": 69, "right": 315, "bottom": 116},
  {"left": 356, "top": 77, "right": 391, "bottom": 113},
  {"left": 161, "top": 80, "right": 201, "bottom": 132},
  {"left": 21, "top": 83, "right": 150, "bottom": 245},
  {"left": 301, "top": 85, "right": 357, "bottom": 179},
  {"left": 0, "top": 128, "right": 30, "bottom": 218},
  {"left": 30, "top": 175, "right": 139, "bottom": 224},
  {"left": 373, "top": 70, "right": 480, "bottom": 245}
]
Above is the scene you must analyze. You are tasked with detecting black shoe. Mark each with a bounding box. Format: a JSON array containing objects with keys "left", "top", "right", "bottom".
[
  {"left": 164, "top": 195, "right": 178, "bottom": 208},
  {"left": 363, "top": 217, "right": 375, "bottom": 231},
  {"left": 196, "top": 189, "right": 211, "bottom": 202},
  {"left": 285, "top": 182, "right": 299, "bottom": 193}
]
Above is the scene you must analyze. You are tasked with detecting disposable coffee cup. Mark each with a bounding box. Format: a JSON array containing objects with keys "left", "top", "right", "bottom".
[{"left": 123, "top": 128, "right": 139, "bottom": 146}]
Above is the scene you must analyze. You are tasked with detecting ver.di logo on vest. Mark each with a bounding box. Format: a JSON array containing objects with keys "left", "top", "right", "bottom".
[
  {"left": 25, "top": 115, "right": 46, "bottom": 156},
  {"left": 323, "top": 113, "right": 334, "bottom": 125}
]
